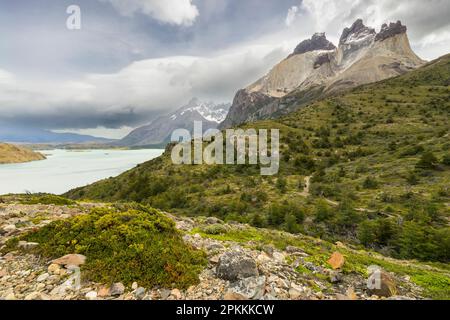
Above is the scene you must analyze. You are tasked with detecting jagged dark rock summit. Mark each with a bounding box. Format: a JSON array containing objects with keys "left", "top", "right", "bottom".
[
  {"left": 340, "top": 19, "right": 376, "bottom": 45},
  {"left": 292, "top": 33, "right": 336, "bottom": 56},
  {"left": 375, "top": 21, "right": 407, "bottom": 41}
]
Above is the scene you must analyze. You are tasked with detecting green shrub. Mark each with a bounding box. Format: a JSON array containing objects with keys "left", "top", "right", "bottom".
[
  {"left": 416, "top": 152, "right": 439, "bottom": 170},
  {"left": 20, "top": 194, "right": 75, "bottom": 206},
  {"left": 7, "top": 204, "right": 206, "bottom": 288},
  {"left": 201, "top": 224, "right": 229, "bottom": 235}
]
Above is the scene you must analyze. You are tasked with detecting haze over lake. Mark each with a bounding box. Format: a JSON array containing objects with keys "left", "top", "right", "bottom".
[{"left": 0, "top": 149, "right": 164, "bottom": 195}]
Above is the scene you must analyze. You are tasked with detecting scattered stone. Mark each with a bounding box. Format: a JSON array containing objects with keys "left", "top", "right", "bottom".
[
  {"left": 131, "top": 282, "right": 138, "bottom": 290},
  {"left": 272, "top": 252, "right": 286, "bottom": 263},
  {"left": 386, "top": 296, "right": 415, "bottom": 300},
  {"left": 160, "top": 289, "right": 171, "bottom": 300},
  {"left": 52, "top": 254, "right": 86, "bottom": 267},
  {"left": 110, "top": 283, "right": 125, "bottom": 296},
  {"left": 228, "top": 276, "right": 266, "bottom": 300},
  {"left": 205, "top": 217, "right": 223, "bottom": 225},
  {"left": 223, "top": 292, "right": 248, "bottom": 300},
  {"left": 329, "top": 271, "right": 343, "bottom": 283},
  {"left": 47, "top": 263, "right": 61, "bottom": 275},
  {"left": 171, "top": 288, "right": 182, "bottom": 300},
  {"left": 2, "top": 224, "right": 16, "bottom": 233},
  {"left": 367, "top": 269, "right": 397, "bottom": 297},
  {"left": 327, "top": 252, "right": 345, "bottom": 270},
  {"left": 346, "top": 287, "right": 358, "bottom": 300},
  {"left": 216, "top": 251, "right": 258, "bottom": 281},
  {"left": 262, "top": 245, "right": 275, "bottom": 257},
  {"left": 134, "top": 287, "right": 146, "bottom": 300},
  {"left": 24, "top": 292, "right": 42, "bottom": 300},
  {"left": 18, "top": 241, "right": 39, "bottom": 250},
  {"left": 289, "top": 287, "right": 302, "bottom": 299},
  {"left": 36, "top": 273, "right": 50, "bottom": 282},
  {"left": 85, "top": 291, "right": 97, "bottom": 300},
  {"left": 97, "top": 287, "right": 110, "bottom": 298}
]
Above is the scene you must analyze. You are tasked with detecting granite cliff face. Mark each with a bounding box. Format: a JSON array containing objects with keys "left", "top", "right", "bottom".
[{"left": 220, "top": 19, "right": 425, "bottom": 128}]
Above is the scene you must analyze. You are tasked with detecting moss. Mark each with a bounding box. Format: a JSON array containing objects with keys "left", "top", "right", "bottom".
[{"left": 5, "top": 204, "right": 207, "bottom": 289}]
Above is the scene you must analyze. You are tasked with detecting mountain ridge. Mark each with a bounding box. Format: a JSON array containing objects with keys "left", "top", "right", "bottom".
[
  {"left": 119, "top": 98, "right": 231, "bottom": 147},
  {"left": 220, "top": 19, "right": 425, "bottom": 128}
]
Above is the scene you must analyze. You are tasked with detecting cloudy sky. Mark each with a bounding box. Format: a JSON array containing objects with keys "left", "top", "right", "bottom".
[{"left": 1, "top": 0, "right": 449, "bottom": 138}]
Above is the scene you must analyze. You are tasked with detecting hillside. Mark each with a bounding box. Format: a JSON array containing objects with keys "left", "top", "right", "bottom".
[
  {"left": 0, "top": 143, "right": 46, "bottom": 164},
  {"left": 0, "top": 196, "right": 449, "bottom": 300},
  {"left": 66, "top": 54, "right": 450, "bottom": 266}
]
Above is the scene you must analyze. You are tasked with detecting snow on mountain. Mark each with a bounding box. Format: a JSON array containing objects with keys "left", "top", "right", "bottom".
[{"left": 119, "top": 99, "right": 230, "bottom": 147}]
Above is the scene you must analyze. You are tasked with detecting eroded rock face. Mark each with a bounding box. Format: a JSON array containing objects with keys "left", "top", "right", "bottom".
[
  {"left": 339, "top": 19, "right": 376, "bottom": 45},
  {"left": 375, "top": 21, "right": 407, "bottom": 42},
  {"left": 221, "top": 19, "right": 423, "bottom": 128},
  {"left": 216, "top": 250, "right": 258, "bottom": 281},
  {"left": 292, "top": 33, "right": 336, "bottom": 56}
]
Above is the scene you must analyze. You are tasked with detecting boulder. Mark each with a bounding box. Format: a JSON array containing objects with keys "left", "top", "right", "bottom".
[
  {"left": 110, "top": 282, "right": 125, "bottom": 296},
  {"left": 216, "top": 251, "right": 258, "bottom": 281},
  {"left": 134, "top": 287, "right": 146, "bottom": 300},
  {"left": 52, "top": 254, "right": 86, "bottom": 267},
  {"left": 85, "top": 291, "right": 97, "bottom": 300},
  {"left": 327, "top": 252, "right": 345, "bottom": 270},
  {"left": 367, "top": 269, "right": 397, "bottom": 297},
  {"left": 18, "top": 241, "right": 39, "bottom": 250},
  {"left": 228, "top": 276, "right": 266, "bottom": 300}
]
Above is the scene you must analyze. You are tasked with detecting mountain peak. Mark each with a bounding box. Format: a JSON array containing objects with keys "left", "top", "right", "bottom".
[
  {"left": 340, "top": 19, "right": 376, "bottom": 45},
  {"left": 292, "top": 32, "right": 336, "bottom": 56},
  {"left": 375, "top": 21, "right": 407, "bottom": 41}
]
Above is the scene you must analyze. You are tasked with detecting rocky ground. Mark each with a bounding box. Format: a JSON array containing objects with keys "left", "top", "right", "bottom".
[{"left": 0, "top": 201, "right": 427, "bottom": 300}]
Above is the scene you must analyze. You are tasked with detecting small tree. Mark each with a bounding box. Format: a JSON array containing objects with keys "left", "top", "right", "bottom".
[{"left": 416, "top": 151, "right": 438, "bottom": 170}]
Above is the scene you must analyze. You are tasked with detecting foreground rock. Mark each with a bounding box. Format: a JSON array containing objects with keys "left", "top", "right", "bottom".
[
  {"left": 0, "top": 200, "right": 430, "bottom": 301},
  {"left": 216, "top": 250, "right": 259, "bottom": 281}
]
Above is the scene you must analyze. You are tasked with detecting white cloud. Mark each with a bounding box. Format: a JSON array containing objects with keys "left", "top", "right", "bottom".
[
  {"left": 288, "top": 0, "right": 450, "bottom": 59},
  {"left": 0, "top": 44, "right": 289, "bottom": 130},
  {"left": 285, "top": 6, "right": 299, "bottom": 27},
  {"left": 99, "top": 0, "right": 199, "bottom": 26}
]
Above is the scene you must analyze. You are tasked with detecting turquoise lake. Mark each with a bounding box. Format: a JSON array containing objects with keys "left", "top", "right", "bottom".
[{"left": 0, "top": 149, "right": 164, "bottom": 195}]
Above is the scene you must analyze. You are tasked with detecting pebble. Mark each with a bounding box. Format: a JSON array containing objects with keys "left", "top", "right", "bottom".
[
  {"left": 85, "top": 291, "right": 98, "bottom": 300},
  {"left": 110, "top": 283, "right": 125, "bottom": 296},
  {"left": 36, "top": 273, "right": 50, "bottom": 282}
]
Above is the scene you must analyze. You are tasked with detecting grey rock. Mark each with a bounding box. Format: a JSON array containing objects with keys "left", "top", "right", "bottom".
[
  {"left": 386, "top": 296, "right": 415, "bottom": 301},
  {"left": 292, "top": 33, "right": 336, "bottom": 56},
  {"left": 340, "top": 19, "right": 376, "bottom": 45},
  {"left": 134, "top": 287, "right": 146, "bottom": 300},
  {"left": 329, "top": 271, "right": 343, "bottom": 283},
  {"left": 229, "top": 276, "right": 266, "bottom": 300},
  {"left": 375, "top": 21, "right": 407, "bottom": 42},
  {"left": 110, "top": 282, "right": 125, "bottom": 296},
  {"left": 205, "top": 217, "right": 223, "bottom": 225},
  {"left": 18, "top": 241, "right": 39, "bottom": 250},
  {"left": 216, "top": 251, "right": 258, "bottom": 281}
]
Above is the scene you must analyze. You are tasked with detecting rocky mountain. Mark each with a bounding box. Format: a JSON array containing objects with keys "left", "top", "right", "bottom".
[
  {"left": 220, "top": 19, "right": 425, "bottom": 128},
  {"left": 120, "top": 98, "right": 231, "bottom": 147},
  {"left": 0, "top": 143, "right": 46, "bottom": 164}
]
